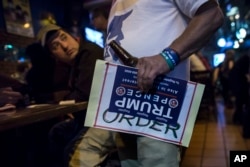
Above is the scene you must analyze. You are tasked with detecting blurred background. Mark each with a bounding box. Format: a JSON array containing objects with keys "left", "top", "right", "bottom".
[
  {"left": 0, "top": 0, "right": 249, "bottom": 72},
  {"left": 0, "top": 1, "right": 250, "bottom": 167}
]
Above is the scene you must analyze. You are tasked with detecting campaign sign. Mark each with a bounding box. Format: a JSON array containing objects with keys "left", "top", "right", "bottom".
[
  {"left": 85, "top": 60, "right": 205, "bottom": 147},
  {"left": 108, "top": 65, "right": 187, "bottom": 126}
]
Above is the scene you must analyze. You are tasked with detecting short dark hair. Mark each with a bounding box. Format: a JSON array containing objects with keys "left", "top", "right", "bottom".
[
  {"left": 89, "top": 7, "right": 109, "bottom": 19},
  {"left": 45, "top": 30, "right": 60, "bottom": 46}
]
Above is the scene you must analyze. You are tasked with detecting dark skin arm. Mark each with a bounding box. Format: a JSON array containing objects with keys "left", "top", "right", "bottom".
[{"left": 137, "top": 0, "right": 224, "bottom": 92}]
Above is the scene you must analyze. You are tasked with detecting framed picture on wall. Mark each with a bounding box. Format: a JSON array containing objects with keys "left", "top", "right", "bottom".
[{"left": 2, "top": 0, "right": 34, "bottom": 38}]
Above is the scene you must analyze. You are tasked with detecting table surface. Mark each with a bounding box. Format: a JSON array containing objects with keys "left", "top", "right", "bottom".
[{"left": 0, "top": 102, "right": 88, "bottom": 132}]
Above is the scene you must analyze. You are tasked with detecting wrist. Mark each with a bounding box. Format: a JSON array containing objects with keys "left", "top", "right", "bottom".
[{"left": 160, "top": 48, "right": 180, "bottom": 70}]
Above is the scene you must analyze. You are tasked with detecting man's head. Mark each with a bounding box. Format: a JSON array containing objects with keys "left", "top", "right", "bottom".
[
  {"left": 89, "top": 7, "right": 109, "bottom": 32},
  {"left": 37, "top": 24, "right": 80, "bottom": 64},
  {"left": 225, "top": 49, "right": 235, "bottom": 60}
]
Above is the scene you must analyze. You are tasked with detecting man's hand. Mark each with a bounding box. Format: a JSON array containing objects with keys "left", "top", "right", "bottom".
[
  {"left": 0, "top": 87, "right": 23, "bottom": 105},
  {"left": 136, "top": 54, "right": 170, "bottom": 92}
]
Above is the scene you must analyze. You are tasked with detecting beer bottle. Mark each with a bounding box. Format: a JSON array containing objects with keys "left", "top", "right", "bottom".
[{"left": 109, "top": 40, "right": 138, "bottom": 67}]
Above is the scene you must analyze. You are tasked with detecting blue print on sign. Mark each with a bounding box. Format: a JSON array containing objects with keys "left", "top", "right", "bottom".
[{"left": 108, "top": 65, "right": 188, "bottom": 126}]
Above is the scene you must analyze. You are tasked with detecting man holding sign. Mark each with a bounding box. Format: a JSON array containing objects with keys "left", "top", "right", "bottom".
[{"left": 103, "top": 0, "right": 224, "bottom": 167}]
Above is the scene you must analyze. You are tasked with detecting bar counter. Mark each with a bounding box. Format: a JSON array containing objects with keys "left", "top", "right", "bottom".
[{"left": 0, "top": 101, "right": 88, "bottom": 131}]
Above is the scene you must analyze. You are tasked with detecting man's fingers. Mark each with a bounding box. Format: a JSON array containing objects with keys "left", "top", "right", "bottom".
[{"left": 137, "top": 58, "right": 156, "bottom": 92}]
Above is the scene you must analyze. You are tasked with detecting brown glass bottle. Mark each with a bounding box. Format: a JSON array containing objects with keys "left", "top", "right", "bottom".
[{"left": 109, "top": 40, "right": 138, "bottom": 67}]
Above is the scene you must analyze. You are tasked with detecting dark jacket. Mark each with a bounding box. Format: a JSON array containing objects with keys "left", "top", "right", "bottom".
[
  {"left": 63, "top": 40, "right": 103, "bottom": 124},
  {"left": 65, "top": 40, "right": 104, "bottom": 102},
  {"left": 229, "top": 54, "right": 250, "bottom": 96}
]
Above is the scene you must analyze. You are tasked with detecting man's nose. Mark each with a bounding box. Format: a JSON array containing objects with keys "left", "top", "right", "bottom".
[{"left": 61, "top": 41, "right": 68, "bottom": 49}]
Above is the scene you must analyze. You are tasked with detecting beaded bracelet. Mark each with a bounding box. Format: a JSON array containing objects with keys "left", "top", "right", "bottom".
[{"left": 160, "top": 48, "right": 180, "bottom": 70}]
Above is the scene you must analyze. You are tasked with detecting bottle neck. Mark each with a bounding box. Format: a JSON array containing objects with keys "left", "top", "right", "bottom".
[{"left": 109, "top": 40, "right": 138, "bottom": 67}]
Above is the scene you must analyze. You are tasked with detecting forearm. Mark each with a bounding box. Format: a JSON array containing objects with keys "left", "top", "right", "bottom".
[
  {"left": 170, "top": 2, "right": 224, "bottom": 61},
  {"left": 136, "top": 0, "right": 224, "bottom": 92}
]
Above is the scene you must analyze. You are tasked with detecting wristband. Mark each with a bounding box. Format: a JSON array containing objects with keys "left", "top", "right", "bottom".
[
  {"left": 162, "top": 48, "right": 180, "bottom": 66},
  {"left": 160, "top": 48, "right": 180, "bottom": 70},
  {"left": 160, "top": 52, "right": 175, "bottom": 70}
]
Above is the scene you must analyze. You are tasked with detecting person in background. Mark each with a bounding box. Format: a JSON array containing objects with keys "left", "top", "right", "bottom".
[
  {"left": 89, "top": 6, "right": 109, "bottom": 43},
  {"left": 190, "top": 51, "right": 215, "bottom": 115},
  {"left": 229, "top": 51, "right": 250, "bottom": 125},
  {"left": 36, "top": 24, "right": 116, "bottom": 167},
  {"left": 104, "top": 0, "right": 224, "bottom": 167},
  {"left": 213, "top": 49, "right": 235, "bottom": 108},
  {"left": 0, "top": 73, "right": 30, "bottom": 167},
  {"left": 0, "top": 73, "right": 26, "bottom": 109},
  {"left": 0, "top": 73, "right": 62, "bottom": 167},
  {"left": 26, "top": 11, "right": 71, "bottom": 104}
]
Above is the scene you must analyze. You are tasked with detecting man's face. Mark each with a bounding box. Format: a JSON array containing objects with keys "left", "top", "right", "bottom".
[{"left": 48, "top": 30, "right": 79, "bottom": 64}]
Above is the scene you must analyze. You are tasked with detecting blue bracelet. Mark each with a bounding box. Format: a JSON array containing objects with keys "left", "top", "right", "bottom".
[
  {"left": 160, "top": 52, "right": 175, "bottom": 70},
  {"left": 161, "top": 48, "right": 180, "bottom": 67}
]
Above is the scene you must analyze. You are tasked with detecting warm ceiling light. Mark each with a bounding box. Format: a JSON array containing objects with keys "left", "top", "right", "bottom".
[{"left": 23, "top": 23, "right": 30, "bottom": 28}]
